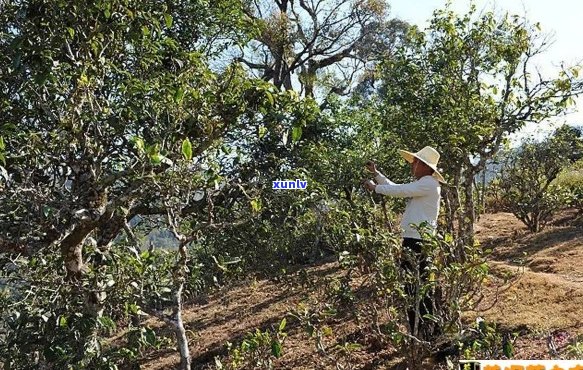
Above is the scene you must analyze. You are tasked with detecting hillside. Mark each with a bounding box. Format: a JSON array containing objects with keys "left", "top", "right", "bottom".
[{"left": 135, "top": 211, "right": 583, "bottom": 369}]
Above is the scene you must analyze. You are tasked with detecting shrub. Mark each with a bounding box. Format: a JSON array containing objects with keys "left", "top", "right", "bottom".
[
  {"left": 0, "top": 243, "right": 183, "bottom": 369},
  {"left": 498, "top": 140, "right": 572, "bottom": 232},
  {"left": 216, "top": 319, "right": 287, "bottom": 370},
  {"left": 459, "top": 319, "right": 519, "bottom": 360},
  {"left": 346, "top": 224, "right": 490, "bottom": 368},
  {"left": 553, "top": 159, "right": 583, "bottom": 214}
]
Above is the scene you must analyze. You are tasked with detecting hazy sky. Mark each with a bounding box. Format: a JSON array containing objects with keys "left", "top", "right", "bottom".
[{"left": 388, "top": 0, "right": 583, "bottom": 141}]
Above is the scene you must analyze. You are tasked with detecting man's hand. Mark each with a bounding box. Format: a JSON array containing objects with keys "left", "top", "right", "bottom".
[
  {"left": 365, "top": 160, "right": 378, "bottom": 175},
  {"left": 362, "top": 179, "right": 376, "bottom": 192}
]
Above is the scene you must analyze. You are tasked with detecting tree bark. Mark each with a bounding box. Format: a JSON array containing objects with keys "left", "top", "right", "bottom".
[
  {"left": 175, "top": 281, "right": 191, "bottom": 370},
  {"left": 443, "top": 167, "right": 462, "bottom": 239},
  {"left": 461, "top": 168, "right": 476, "bottom": 249},
  {"left": 173, "top": 238, "right": 191, "bottom": 370},
  {"left": 142, "top": 240, "right": 192, "bottom": 369},
  {"left": 60, "top": 222, "right": 96, "bottom": 280},
  {"left": 480, "top": 167, "right": 487, "bottom": 219}
]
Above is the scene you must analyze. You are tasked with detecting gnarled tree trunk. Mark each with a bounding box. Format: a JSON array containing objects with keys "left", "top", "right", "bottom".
[{"left": 60, "top": 222, "right": 96, "bottom": 280}]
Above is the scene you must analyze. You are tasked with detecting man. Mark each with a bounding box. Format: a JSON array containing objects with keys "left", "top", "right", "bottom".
[{"left": 363, "top": 146, "right": 445, "bottom": 340}]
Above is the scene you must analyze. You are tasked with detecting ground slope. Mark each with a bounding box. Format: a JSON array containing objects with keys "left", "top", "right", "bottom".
[{"left": 139, "top": 211, "right": 583, "bottom": 369}]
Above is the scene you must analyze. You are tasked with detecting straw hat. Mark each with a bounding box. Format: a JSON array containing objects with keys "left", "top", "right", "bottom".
[{"left": 398, "top": 146, "right": 446, "bottom": 183}]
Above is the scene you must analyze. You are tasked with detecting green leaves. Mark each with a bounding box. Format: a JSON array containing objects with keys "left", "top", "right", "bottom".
[
  {"left": 42, "top": 205, "right": 53, "bottom": 218},
  {"left": 0, "top": 4, "right": 265, "bottom": 368},
  {"left": 271, "top": 340, "right": 282, "bottom": 358},
  {"left": 147, "top": 143, "right": 162, "bottom": 164},
  {"left": 0, "top": 136, "right": 5, "bottom": 166},
  {"left": 141, "top": 25, "right": 150, "bottom": 37},
  {"left": 132, "top": 136, "right": 145, "bottom": 154},
  {"left": 226, "top": 319, "right": 287, "bottom": 367},
  {"left": 496, "top": 127, "right": 579, "bottom": 232},
  {"left": 265, "top": 91, "right": 275, "bottom": 106},
  {"left": 143, "top": 327, "right": 157, "bottom": 346},
  {"left": 291, "top": 125, "right": 302, "bottom": 143},
  {"left": 503, "top": 336, "right": 514, "bottom": 358},
  {"left": 182, "top": 137, "right": 193, "bottom": 161},
  {"left": 174, "top": 86, "right": 185, "bottom": 104},
  {"left": 250, "top": 198, "right": 262, "bottom": 213},
  {"left": 164, "top": 14, "right": 173, "bottom": 28},
  {"left": 98, "top": 316, "right": 117, "bottom": 333},
  {"left": 258, "top": 125, "right": 268, "bottom": 139}
]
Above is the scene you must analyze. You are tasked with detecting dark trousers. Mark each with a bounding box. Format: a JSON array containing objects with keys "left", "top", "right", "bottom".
[{"left": 401, "top": 238, "right": 437, "bottom": 339}]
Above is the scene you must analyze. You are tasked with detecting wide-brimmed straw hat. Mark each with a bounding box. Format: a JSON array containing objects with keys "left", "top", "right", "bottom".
[{"left": 398, "top": 146, "right": 446, "bottom": 183}]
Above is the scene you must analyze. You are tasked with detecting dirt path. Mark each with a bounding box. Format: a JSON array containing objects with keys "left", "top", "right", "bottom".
[{"left": 139, "top": 211, "right": 583, "bottom": 368}]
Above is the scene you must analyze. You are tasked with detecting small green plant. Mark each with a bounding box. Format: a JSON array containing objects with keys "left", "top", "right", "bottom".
[
  {"left": 565, "top": 334, "right": 583, "bottom": 359},
  {"left": 216, "top": 318, "right": 287, "bottom": 370},
  {"left": 460, "top": 319, "right": 519, "bottom": 360},
  {"left": 334, "top": 342, "right": 363, "bottom": 370},
  {"left": 326, "top": 275, "right": 355, "bottom": 307},
  {"left": 289, "top": 302, "right": 337, "bottom": 355},
  {"left": 102, "top": 326, "right": 172, "bottom": 368}
]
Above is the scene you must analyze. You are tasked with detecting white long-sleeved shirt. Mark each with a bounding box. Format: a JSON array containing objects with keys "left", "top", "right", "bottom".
[{"left": 374, "top": 172, "right": 441, "bottom": 239}]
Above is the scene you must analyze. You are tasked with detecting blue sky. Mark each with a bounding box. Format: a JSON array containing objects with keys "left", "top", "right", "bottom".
[{"left": 388, "top": 0, "right": 583, "bottom": 141}]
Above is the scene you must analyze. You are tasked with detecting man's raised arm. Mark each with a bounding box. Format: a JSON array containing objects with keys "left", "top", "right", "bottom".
[
  {"left": 375, "top": 177, "right": 433, "bottom": 198},
  {"left": 374, "top": 171, "right": 395, "bottom": 185}
]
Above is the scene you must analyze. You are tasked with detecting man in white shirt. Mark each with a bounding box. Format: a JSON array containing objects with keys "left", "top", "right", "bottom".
[{"left": 363, "top": 146, "right": 445, "bottom": 340}]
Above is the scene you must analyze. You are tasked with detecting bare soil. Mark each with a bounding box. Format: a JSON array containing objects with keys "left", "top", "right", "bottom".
[{"left": 136, "top": 210, "right": 583, "bottom": 369}]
